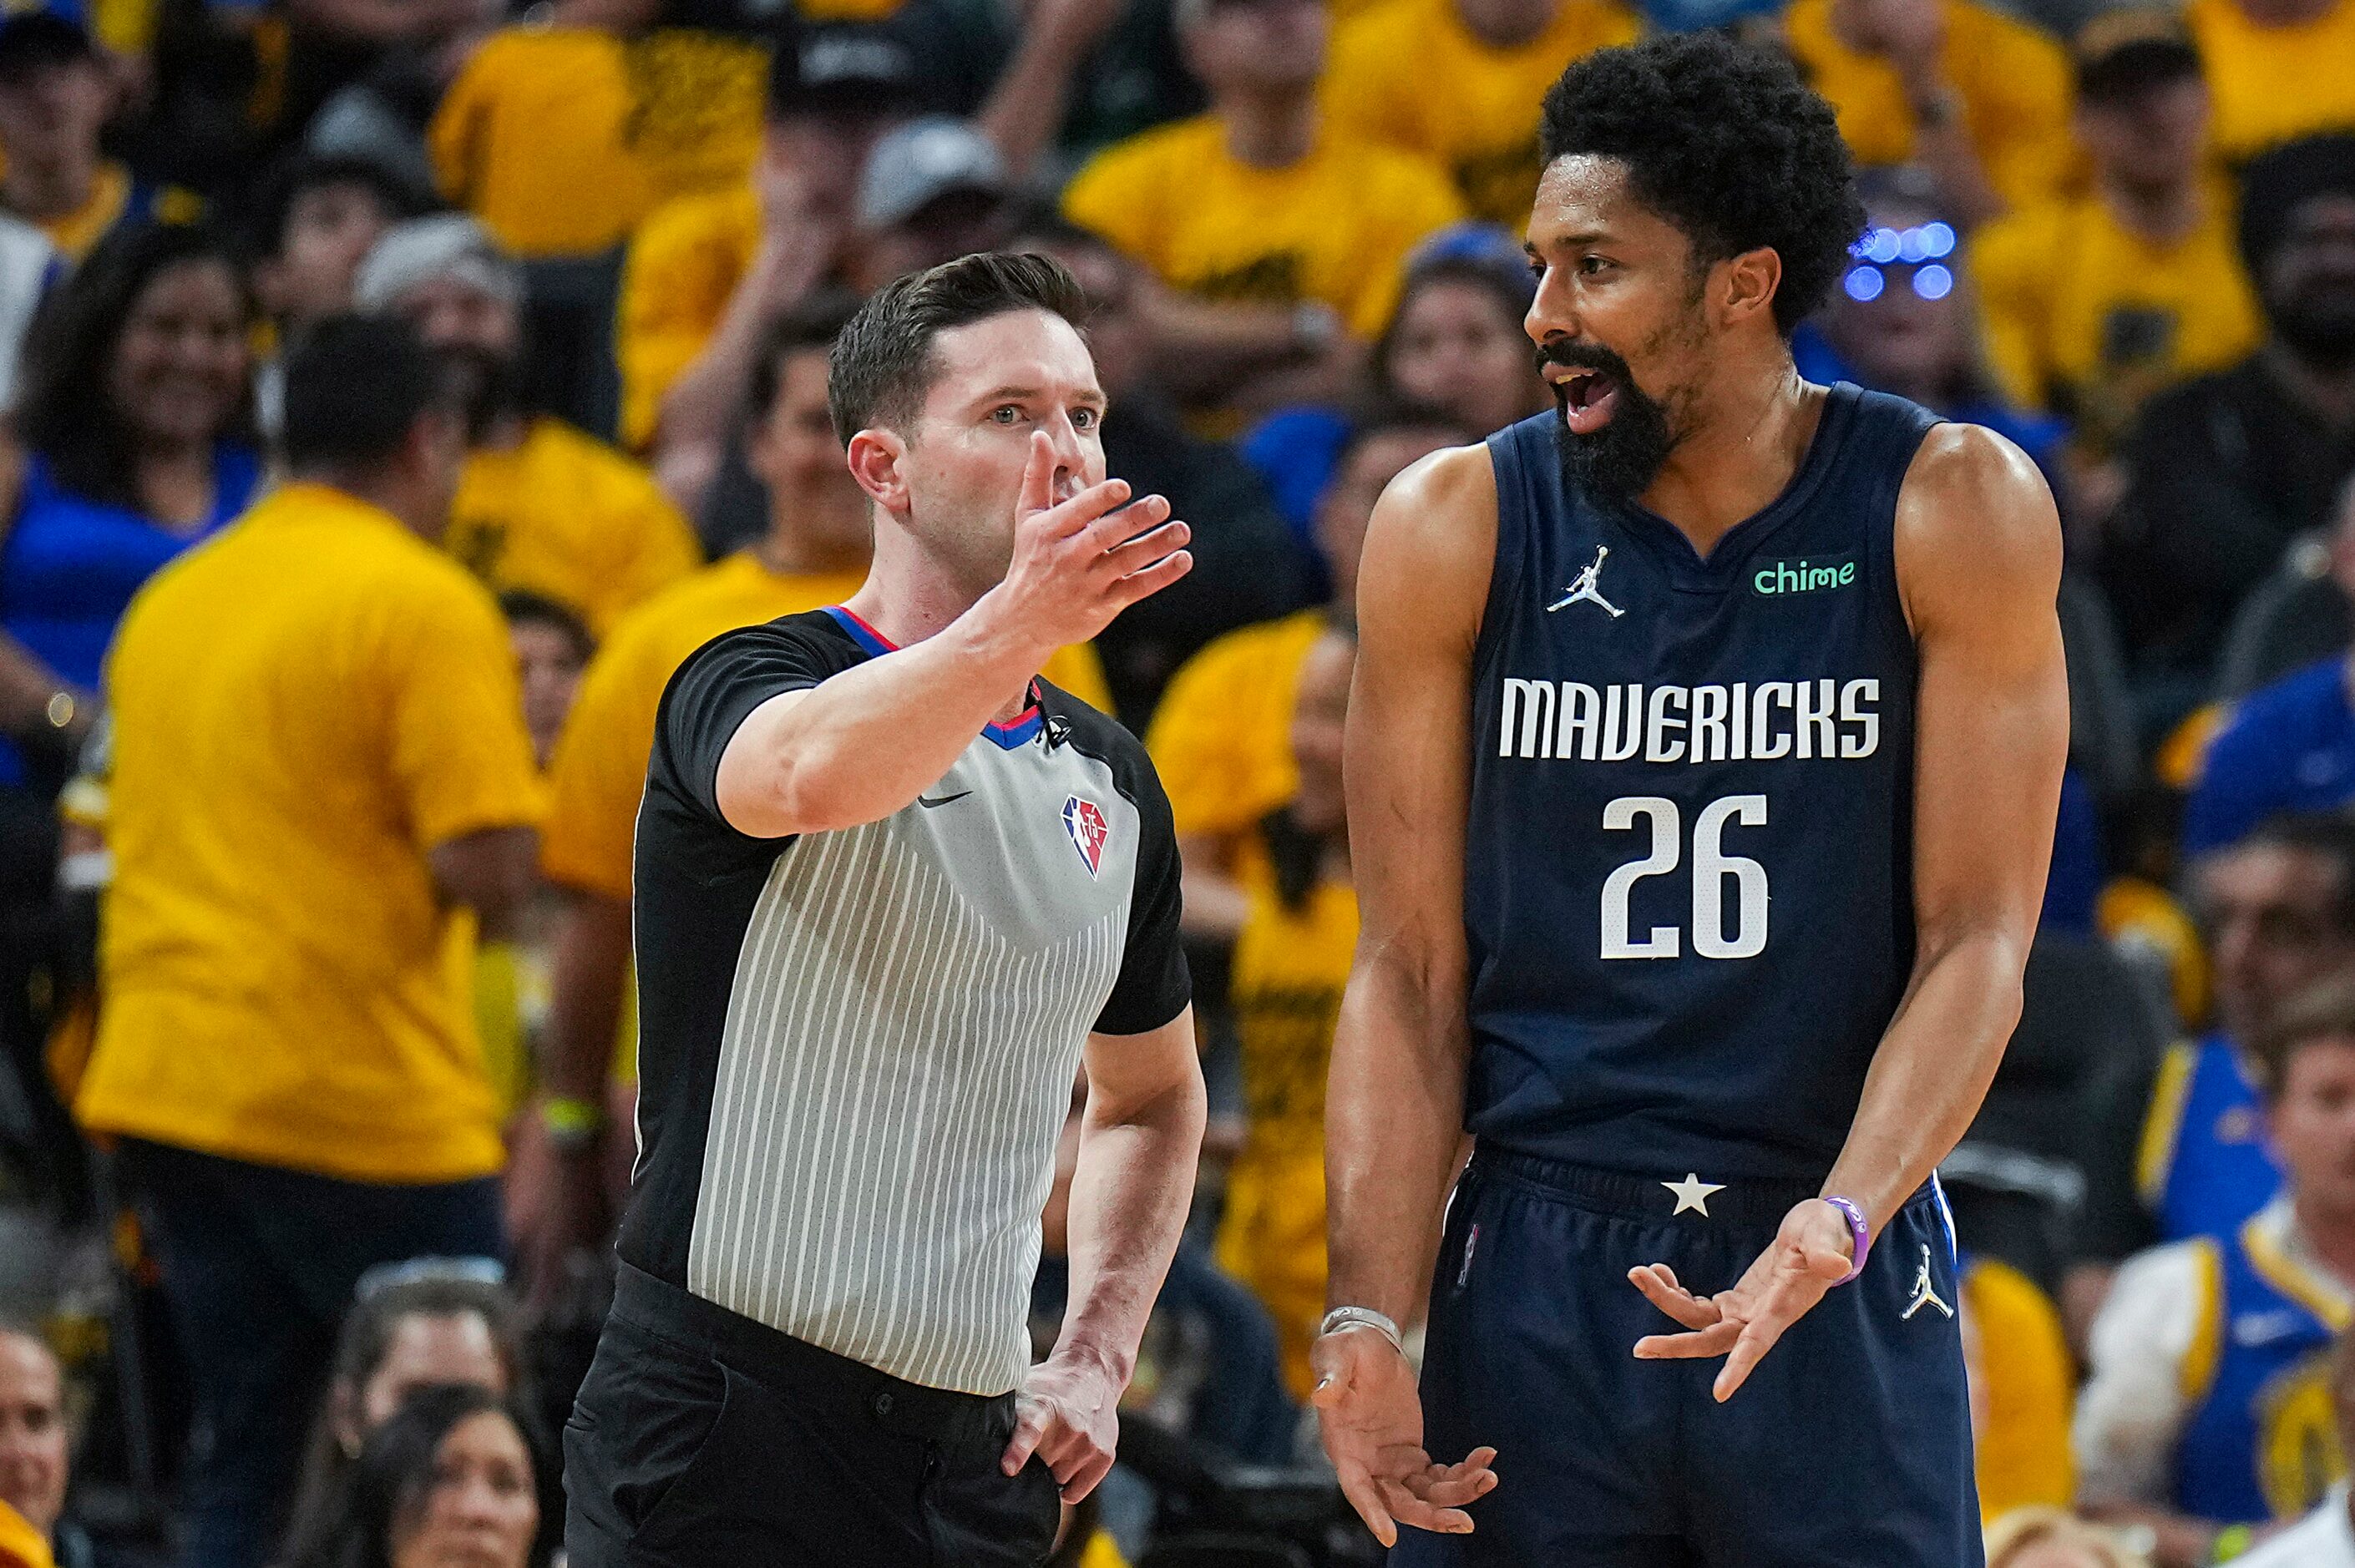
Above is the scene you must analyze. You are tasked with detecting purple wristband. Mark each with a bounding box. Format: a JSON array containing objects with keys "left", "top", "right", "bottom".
[{"left": 1821, "top": 1196, "right": 1871, "bottom": 1285}]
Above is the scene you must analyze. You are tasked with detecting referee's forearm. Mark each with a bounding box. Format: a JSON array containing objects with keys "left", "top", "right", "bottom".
[
  {"left": 1824, "top": 925, "right": 2028, "bottom": 1232},
  {"left": 1056, "top": 1073, "right": 1208, "bottom": 1383},
  {"left": 1323, "top": 955, "right": 1469, "bottom": 1327}
]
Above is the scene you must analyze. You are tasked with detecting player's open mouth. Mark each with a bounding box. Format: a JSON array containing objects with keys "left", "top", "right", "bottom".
[{"left": 1549, "top": 366, "right": 1622, "bottom": 435}]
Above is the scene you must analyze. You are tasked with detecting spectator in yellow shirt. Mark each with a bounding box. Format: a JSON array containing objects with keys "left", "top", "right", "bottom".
[
  {"left": 75, "top": 316, "right": 544, "bottom": 1568},
  {"left": 509, "top": 294, "right": 1112, "bottom": 1297},
  {"left": 1061, "top": 0, "right": 1467, "bottom": 417},
  {"left": 1963, "top": 1255, "right": 2079, "bottom": 1519},
  {"left": 1147, "top": 409, "right": 1466, "bottom": 938},
  {"left": 1215, "top": 620, "right": 1360, "bottom": 1397},
  {"left": 1972, "top": 12, "right": 2264, "bottom": 463},
  {"left": 357, "top": 215, "right": 701, "bottom": 635},
  {"left": 2188, "top": 0, "right": 2355, "bottom": 166},
  {"left": 426, "top": 0, "right": 768, "bottom": 260},
  {"left": 1780, "top": 0, "right": 2076, "bottom": 225},
  {"left": 1324, "top": 0, "right": 1641, "bottom": 226}
]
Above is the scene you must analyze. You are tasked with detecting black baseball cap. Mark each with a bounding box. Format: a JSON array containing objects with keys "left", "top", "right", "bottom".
[
  {"left": 2074, "top": 8, "right": 2202, "bottom": 104},
  {"left": 766, "top": 16, "right": 924, "bottom": 121},
  {"left": 0, "top": 9, "right": 97, "bottom": 85}
]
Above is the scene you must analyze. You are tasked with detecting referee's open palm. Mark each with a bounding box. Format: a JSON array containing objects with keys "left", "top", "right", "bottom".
[
  {"left": 1310, "top": 1328, "right": 1497, "bottom": 1547},
  {"left": 997, "top": 432, "right": 1192, "bottom": 650}
]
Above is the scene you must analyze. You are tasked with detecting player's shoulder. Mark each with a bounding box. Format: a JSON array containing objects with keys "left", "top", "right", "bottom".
[
  {"left": 1892, "top": 417, "right": 2061, "bottom": 604},
  {"left": 1366, "top": 438, "right": 1499, "bottom": 560}
]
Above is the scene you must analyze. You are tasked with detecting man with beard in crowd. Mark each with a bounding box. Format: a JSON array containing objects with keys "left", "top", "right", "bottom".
[
  {"left": 2103, "top": 134, "right": 2355, "bottom": 712},
  {"left": 1311, "top": 34, "right": 2067, "bottom": 1564},
  {"left": 356, "top": 214, "right": 702, "bottom": 637}
]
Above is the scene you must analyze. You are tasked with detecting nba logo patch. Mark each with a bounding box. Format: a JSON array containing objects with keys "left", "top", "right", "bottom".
[{"left": 1062, "top": 796, "right": 1109, "bottom": 878}]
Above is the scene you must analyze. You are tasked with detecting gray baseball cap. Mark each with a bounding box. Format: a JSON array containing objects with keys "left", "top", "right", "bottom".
[
  {"left": 856, "top": 118, "right": 1009, "bottom": 230},
  {"left": 352, "top": 213, "right": 523, "bottom": 312}
]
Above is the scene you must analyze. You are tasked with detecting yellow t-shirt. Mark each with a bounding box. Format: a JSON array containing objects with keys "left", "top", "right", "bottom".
[
  {"left": 1782, "top": 0, "right": 2076, "bottom": 214},
  {"left": 1216, "top": 872, "right": 1359, "bottom": 1400},
  {"left": 616, "top": 182, "right": 761, "bottom": 450},
  {"left": 78, "top": 483, "right": 545, "bottom": 1184},
  {"left": 1146, "top": 609, "right": 1325, "bottom": 841},
  {"left": 1325, "top": 0, "right": 1643, "bottom": 226},
  {"left": 1062, "top": 118, "right": 1467, "bottom": 339},
  {"left": 2189, "top": 0, "right": 2355, "bottom": 165},
  {"left": 429, "top": 26, "right": 765, "bottom": 259},
  {"left": 0, "top": 1500, "right": 53, "bottom": 1568},
  {"left": 448, "top": 417, "right": 702, "bottom": 636},
  {"left": 1970, "top": 180, "right": 2263, "bottom": 449},
  {"left": 1963, "top": 1256, "right": 2076, "bottom": 1519},
  {"left": 540, "top": 551, "right": 1115, "bottom": 901}
]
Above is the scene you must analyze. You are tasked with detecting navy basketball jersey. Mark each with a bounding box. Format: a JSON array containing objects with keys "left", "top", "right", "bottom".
[{"left": 1464, "top": 383, "right": 1938, "bottom": 1182}]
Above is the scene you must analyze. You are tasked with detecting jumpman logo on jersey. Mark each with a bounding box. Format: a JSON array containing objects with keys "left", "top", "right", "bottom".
[
  {"left": 1901, "top": 1245, "right": 1952, "bottom": 1321},
  {"left": 1547, "top": 544, "right": 1624, "bottom": 618}
]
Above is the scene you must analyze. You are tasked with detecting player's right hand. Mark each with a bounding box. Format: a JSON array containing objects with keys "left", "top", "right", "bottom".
[
  {"left": 1310, "top": 1325, "right": 1497, "bottom": 1547},
  {"left": 987, "top": 432, "right": 1192, "bottom": 654}
]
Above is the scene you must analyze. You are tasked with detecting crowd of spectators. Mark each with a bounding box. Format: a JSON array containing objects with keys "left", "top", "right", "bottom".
[{"left": 0, "top": 0, "right": 2344, "bottom": 1555}]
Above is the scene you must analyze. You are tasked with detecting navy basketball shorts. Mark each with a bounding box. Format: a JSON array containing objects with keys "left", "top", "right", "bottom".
[{"left": 1395, "top": 1151, "right": 1983, "bottom": 1568}]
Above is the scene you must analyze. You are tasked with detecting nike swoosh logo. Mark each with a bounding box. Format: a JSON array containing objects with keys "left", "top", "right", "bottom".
[{"left": 917, "top": 792, "right": 972, "bottom": 809}]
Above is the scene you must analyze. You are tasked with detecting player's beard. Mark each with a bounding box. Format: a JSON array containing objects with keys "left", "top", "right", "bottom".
[{"left": 1543, "top": 339, "right": 1679, "bottom": 503}]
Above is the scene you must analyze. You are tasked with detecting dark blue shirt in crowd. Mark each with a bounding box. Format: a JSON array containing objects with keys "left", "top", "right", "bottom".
[
  {"left": 0, "top": 445, "right": 262, "bottom": 787},
  {"left": 2182, "top": 655, "right": 2355, "bottom": 858}
]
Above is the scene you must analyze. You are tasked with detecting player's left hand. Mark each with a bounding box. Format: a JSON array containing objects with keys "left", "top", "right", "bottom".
[
  {"left": 1628, "top": 1197, "right": 1857, "bottom": 1402},
  {"left": 1002, "top": 1353, "right": 1121, "bottom": 1503}
]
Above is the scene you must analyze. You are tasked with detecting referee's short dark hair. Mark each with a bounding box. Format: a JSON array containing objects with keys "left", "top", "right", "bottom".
[
  {"left": 828, "top": 252, "right": 1088, "bottom": 445},
  {"left": 282, "top": 314, "right": 451, "bottom": 475}
]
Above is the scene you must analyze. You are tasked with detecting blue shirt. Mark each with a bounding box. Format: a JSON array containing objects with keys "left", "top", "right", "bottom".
[
  {"left": 2184, "top": 656, "right": 2355, "bottom": 858},
  {"left": 0, "top": 446, "right": 261, "bottom": 787},
  {"left": 2141, "top": 1033, "right": 2282, "bottom": 1245},
  {"left": 1464, "top": 387, "right": 1934, "bottom": 1180}
]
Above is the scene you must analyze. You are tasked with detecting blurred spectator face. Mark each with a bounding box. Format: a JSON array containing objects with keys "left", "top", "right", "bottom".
[
  {"left": 109, "top": 257, "right": 252, "bottom": 453},
  {"left": 857, "top": 190, "right": 1010, "bottom": 296},
  {"left": 888, "top": 309, "right": 1107, "bottom": 592},
  {"left": 387, "top": 1409, "right": 537, "bottom": 1568},
  {"left": 771, "top": 112, "right": 901, "bottom": 226},
  {"left": 2198, "top": 842, "right": 2355, "bottom": 1043},
  {"left": 1182, "top": 0, "right": 1328, "bottom": 102},
  {"left": 2266, "top": 1034, "right": 2355, "bottom": 1221},
  {"left": 510, "top": 621, "right": 586, "bottom": 769},
  {"left": 342, "top": 1311, "right": 510, "bottom": 1453},
  {"left": 0, "top": 53, "right": 105, "bottom": 190},
  {"left": 2263, "top": 192, "right": 2355, "bottom": 365},
  {"left": 0, "top": 1333, "right": 65, "bottom": 1539},
  {"left": 2077, "top": 76, "right": 2210, "bottom": 195},
  {"left": 1314, "top": 425, "right": 1459, "bottom": 607},
  {"left": 1288, "top": 630, "right": 1354, "bottom": 835},
  {"left": 1385, "top": 276, "right": 1543, "bottom": 438},
  {"left": 748, "top": 343, "right": 871, "bottom": 559},
  {"left": 391, "top": 275, "right": 524, "bottom": 442},
  {"left": 264, "top": 182, "right": 400, "bottom": 330},
  {"left": 1819, "top": 201, "right": 1973, "bottom": 399}
]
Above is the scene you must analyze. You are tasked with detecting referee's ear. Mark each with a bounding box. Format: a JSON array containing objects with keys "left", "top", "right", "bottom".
[{"left": 846, "top": 427, "right": 910, "bottom": 516}]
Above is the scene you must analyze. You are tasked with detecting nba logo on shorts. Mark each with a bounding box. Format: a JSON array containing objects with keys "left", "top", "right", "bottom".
[{"left": 1062, "top": 796, "right": 1109, "bottom": 878}]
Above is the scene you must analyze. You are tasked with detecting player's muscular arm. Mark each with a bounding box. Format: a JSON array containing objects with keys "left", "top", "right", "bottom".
[
  {"left": 1633, "top": 423, "right": 2067, "bottom": 1400},
  {"left": 1314, "top": 446, "right": 1501, "bottom": 1545},
  {"left": 715, "top": 433, "right": 1190, "bottom": 837},
  {"left": 1830, "top": 422, "right": 2067, "bottom": 1227}
]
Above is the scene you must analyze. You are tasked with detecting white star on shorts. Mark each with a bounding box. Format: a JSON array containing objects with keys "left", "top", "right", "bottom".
[{"left": 1662, "top": 1173, "right": 1725, "bottom": 1216}]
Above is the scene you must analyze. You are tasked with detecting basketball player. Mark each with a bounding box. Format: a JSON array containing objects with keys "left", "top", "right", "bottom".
[
  {"left": 1311, "top": 34, "right": 2069, "bottom": 1566},
  {"left": 564, "top": 254, "right": 1203, "bottom": 1567}
]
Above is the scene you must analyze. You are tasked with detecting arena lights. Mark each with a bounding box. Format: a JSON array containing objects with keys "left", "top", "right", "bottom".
[{"left": 1841, "top": 223, "right": 1959, "bottom": 303}]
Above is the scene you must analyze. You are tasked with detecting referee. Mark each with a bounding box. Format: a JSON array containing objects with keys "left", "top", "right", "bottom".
[{"left": 564, "top": 252, "right": 1205, "bottom": 1568}]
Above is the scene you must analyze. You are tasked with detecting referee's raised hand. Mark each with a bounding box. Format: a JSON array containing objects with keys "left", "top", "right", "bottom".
[{"left": 987, "top": 431, "right": 1192, "bottom": 653}]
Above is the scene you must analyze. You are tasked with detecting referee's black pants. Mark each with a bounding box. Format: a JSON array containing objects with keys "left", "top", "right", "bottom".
[{"left": 565, "top": 1263, "right": 1063, "bottom": 1568}]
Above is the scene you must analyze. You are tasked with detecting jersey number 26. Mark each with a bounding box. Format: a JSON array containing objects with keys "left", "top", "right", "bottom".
[{"left": 1599, "top": 795, "right": 1768, "bottom": 960}]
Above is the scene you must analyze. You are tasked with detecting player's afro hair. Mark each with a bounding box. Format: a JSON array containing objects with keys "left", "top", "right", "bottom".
[{"left": 1540, "top": 33, "right": 1866, "bottom": 336}]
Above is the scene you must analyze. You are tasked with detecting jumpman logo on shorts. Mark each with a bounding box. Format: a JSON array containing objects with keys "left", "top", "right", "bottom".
[
  {"left": 1901, "top": 1244, "right": 1952, "bottom": 1321},
  {"left": 1547, "top": 544, "right": 1624, "bottom": 618}
]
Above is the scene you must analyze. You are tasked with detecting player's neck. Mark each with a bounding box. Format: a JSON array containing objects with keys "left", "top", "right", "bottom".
[
  {"left": 1218, "top": 94, "right": 1319, "bottom": 169},
  {"left": 1633, "top": 363, "right": 1823, "bottom": 554}
]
